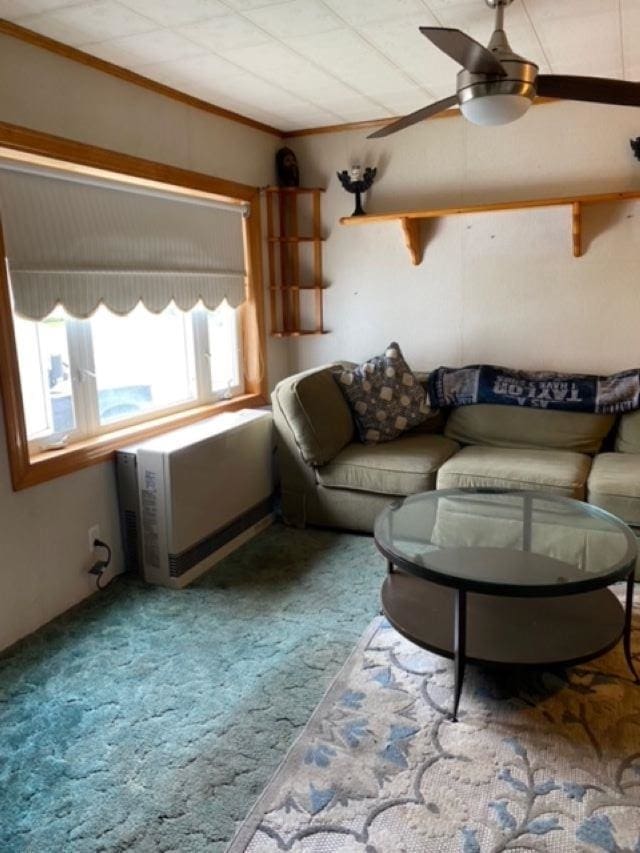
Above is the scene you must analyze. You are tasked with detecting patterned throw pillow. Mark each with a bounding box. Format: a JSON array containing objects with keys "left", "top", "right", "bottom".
[{"left": 334, "top": 342, "right": 432, "bottom": 443}]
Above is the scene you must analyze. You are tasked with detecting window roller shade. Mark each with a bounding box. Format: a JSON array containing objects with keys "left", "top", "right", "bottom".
[{"left": 0, "top": 168, "right": 248, "bottom": 320}]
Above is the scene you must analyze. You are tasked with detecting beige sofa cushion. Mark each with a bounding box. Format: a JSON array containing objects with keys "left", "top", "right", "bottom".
[
  {"left": 444, "top": 405, "right": 615, "bottom": 454},
  {"left": 316, "top": 434, "right": 459, "bottom": 496},
  {"left": 436, "top": 445, "right": 592, "bottom": 498},
  {"left": 588, "top": 452, "right": 640, "bottom": 526},
  {"left": 272, "top": 364, "right": 355, "bottom": 466},
  {"left": 615, "top": 411, "right": 640, "bottom": 453}
]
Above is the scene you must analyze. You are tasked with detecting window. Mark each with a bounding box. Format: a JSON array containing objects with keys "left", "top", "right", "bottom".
[
  {"left": 13, "top": 300, "right": 242, "bottom": 450},
  {"left": 14, "top": 306, "right": 73, "bottom": 440},
  {"left": 0, "top": 126, "right": 265, "bottom": 490}
]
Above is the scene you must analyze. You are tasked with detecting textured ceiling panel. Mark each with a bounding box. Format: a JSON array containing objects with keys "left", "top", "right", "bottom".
[{"left": 3, "top": 0, "right": 637, "bottom": 131}]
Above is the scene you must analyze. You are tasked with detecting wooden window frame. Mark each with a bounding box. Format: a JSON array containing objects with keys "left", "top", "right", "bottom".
[{"left": 0, "top": 122, "right": 267, "bottom": 491}]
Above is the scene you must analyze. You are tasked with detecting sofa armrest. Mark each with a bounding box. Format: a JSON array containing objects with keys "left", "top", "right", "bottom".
[{"left": 272, "top": 363, "right": 355, "bottom": 467}]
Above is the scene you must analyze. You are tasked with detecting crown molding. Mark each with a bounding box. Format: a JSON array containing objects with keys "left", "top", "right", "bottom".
[
  {"left": 281, "top": 110, "right": 460, "bottom": 139},
  {"left": 0, "top": 19, "right": 282, "bottom": 138},
  {"left": 282, "top": 97, "right": 558, "bottom": 138},
  {"left": 0, "top": 19, "right": 559, "bottom": 143}
]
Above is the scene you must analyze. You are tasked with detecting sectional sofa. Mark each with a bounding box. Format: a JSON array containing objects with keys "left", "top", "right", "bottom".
[{"left": 272, "top": 362, "right": 640, "bottom": 541}]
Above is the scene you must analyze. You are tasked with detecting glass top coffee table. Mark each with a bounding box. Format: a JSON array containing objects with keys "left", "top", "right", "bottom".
[{"left": 374, "top": 488, "right": 639, "bottom": 721}]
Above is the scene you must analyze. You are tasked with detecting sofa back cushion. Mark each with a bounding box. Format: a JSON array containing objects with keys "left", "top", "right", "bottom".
[
  {"left": 272, "top": 363, "right": 355, "bottom": 466},
  {"left": 615, "top": 410, "right": 640, "bottom": 453},
  {"left": 444, "top": 404, "right": 615, "bottom": 454}
]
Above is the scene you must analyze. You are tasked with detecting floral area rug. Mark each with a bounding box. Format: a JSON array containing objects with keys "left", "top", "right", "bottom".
[{"left": 228, "top": 597, "right": 640, "bottom": 853}]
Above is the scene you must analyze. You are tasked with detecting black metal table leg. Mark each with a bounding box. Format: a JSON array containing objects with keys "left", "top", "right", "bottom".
[
  {"left": 623, "top": 570, "right": 639, "bottom": 684},
  {"left": 380, "top": 560, "right": 395, "bottom": 615},
  {"left": 452, "top": 589, "right": 467, "bottom": 721}
]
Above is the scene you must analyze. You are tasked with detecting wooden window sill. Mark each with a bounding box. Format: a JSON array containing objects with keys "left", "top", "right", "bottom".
[{"left": 15, "top": 393, "right": 267, "bottom": 490}]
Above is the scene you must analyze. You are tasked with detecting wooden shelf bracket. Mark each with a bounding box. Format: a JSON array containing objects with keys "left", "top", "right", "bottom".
[
  {"left": 400, "top": 217, "right": 422, "bottom": 266},
  {"left": 572, "top": 201, "right": 582, "bottom": 258}
]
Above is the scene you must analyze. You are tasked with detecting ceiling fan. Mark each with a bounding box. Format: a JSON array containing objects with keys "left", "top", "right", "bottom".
[{"left": 369, "top": 0, "right": 640, "bottom": 139}]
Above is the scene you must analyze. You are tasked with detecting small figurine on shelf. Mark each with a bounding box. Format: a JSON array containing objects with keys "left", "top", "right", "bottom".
[
  {"left": 337, "top": 165, "right": 377, "bottom": 216},
  {"left": 276, "top": 147, "right": 300, "bottom": 187}
]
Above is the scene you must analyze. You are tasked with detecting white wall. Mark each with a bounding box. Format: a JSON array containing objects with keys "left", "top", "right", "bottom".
[
  {"left": 286, "top": 101, "right": 640, "bottom": 376},
  {"left": 0, "top": 35, "right": 284, "bottom": 651}
]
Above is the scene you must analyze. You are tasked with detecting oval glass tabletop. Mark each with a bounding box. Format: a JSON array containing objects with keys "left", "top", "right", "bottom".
[{"left": 374, "top": 488, "right": 638, "bottom": 595}]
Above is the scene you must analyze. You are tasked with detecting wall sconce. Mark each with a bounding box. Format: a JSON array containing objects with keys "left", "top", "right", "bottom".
[{"left": 630, "top": 138, "right": 640, "bottom": 161}]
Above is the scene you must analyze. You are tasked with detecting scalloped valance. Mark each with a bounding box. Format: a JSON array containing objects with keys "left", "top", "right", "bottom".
[{"left": 0, "top": 166, "right": 248, "bottom": 320}]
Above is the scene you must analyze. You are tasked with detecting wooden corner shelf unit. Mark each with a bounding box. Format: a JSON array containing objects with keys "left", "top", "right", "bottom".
[
  {"left": 339, "top": 189, "right": 640, "bottom": 266},
  {"left": 264, "top": 186, "right": 327, "bottom": 337}
]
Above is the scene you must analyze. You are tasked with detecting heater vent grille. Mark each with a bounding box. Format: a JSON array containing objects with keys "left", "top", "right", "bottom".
[{"left": 168, "top": 497, "right": 273, "bottom": 577}]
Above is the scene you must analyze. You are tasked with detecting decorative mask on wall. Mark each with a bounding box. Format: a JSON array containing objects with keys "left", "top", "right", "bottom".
[{"left": 276, "top": 147, "right": 300, "bottom": 187}]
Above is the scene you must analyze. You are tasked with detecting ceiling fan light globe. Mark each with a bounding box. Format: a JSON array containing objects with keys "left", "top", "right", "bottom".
[{"left": 460, "top": 92, "right": 532, "bottom": 125}]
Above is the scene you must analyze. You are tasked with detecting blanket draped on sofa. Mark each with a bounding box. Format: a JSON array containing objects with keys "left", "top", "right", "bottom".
[{"left": 427, "top": 365, "right": 640, "bottom": 414}]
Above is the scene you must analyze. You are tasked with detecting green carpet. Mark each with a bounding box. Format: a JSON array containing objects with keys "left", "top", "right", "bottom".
[{"left": 0, "top": 524, "right": 385, "bottom": 852}]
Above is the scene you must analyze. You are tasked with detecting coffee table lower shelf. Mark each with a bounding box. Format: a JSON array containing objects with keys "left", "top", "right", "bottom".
[{"left": 381, "top": 572, "right": 625, "bottom": 714}]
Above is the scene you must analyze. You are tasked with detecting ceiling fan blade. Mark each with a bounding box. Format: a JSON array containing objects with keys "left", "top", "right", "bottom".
[
  {"left": 368, "top": 95, "right": 459, "bottom": 139},
  {"left": 537, "top": 74, "right": 640, "bottom": 107},
  {"left": 420, "top": 27, "right": 507, "bottom": 76}
]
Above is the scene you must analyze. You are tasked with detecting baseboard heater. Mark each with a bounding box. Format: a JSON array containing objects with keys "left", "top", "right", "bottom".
[{"left": 116, "top": 409, "right": 274, "bottom": 588}]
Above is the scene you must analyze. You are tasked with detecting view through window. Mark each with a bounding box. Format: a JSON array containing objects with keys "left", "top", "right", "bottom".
[{"left": 14, "top": 299, "right": 243, "bottom": 448}]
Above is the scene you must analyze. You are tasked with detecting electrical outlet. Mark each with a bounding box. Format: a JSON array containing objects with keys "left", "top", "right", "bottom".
[{"left": 88, "top": 524, "right": 100, "bottom": 553}]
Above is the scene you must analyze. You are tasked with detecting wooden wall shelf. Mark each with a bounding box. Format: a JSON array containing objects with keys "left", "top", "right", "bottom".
[
  {"left": 265, "top": 186, "right": 326, "bottom": 337},
  {"left": 271, "top": 330, "right": 330, "bottom": 338},
  {"left": 339, "top": 189, "right": 640, "bottom": 266},
  {"left": 265, "top": 186, "right": 324, "bottom": 194},
  {"left": 267, "top": 236, "right": 325, "bottom": 244}
]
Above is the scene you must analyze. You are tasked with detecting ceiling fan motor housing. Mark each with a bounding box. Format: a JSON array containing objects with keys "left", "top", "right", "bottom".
[
  {"left": 456, "top": 23, "right": 538, "bottom": 125},
  {"left": 457, "top": 58, "right": 538, "bottom": 105}
]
